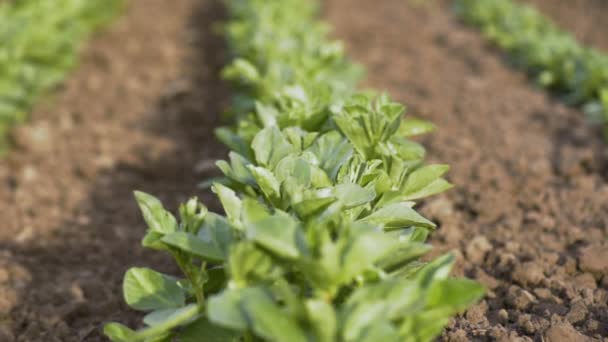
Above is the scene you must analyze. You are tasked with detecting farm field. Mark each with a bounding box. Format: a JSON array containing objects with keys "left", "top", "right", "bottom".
[{"left": 0, "top": 0, "right": 606, "bottom": 341}]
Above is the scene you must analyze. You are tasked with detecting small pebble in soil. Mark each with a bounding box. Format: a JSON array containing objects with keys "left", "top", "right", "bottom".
[
  {"left": 506, "top": 286, "right": 536, "bottom": 310},
  {"left": 578, "top": 244, "right": 608, "bottom": 279},
  {"left": 512, "top": 261, "right": 545, "bottom": 286},
  {"left": 544, "top": 321, "right": 587, "bottom": 342},
  {"left": 465, "top": 235, "right": 492, "bottom": 264},
  {"left": 565, "top": 300, "right": 587, "bottom": 324}
]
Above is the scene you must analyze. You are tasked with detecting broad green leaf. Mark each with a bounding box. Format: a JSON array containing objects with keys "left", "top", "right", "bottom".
[
  {"left": 402, "top": 178, "right": 453, "bottom": 201},
  {"left": 200, "top": 212, "right": 234, "bottom": 255},
  {"left": 123, "top": 267, "right": 185, "bottom": 311},
  {"left": 240, "top": 287, "right": 308, "bottom": 342},
  {"left": 161, "top": 232, "right": 224, "bottom": 262},
  {"left": 401, "top": 164, "right": 452, "bottom": 200},
  {"left": 222, "top": 58, "right": 260, "bottom": 82},
  {"left": 215, "top": 127, "right": 251, "bottom": 159},
  {"left": 398, "top": 118, "right": 435, "bottom": 137},
  {"left": 376, "top": 242, "right": 432, "bottom": 272},
  {"left": 255, "top": 101, "right": 278, "bottom": 127},
  {"left": 178, "top": 317, "right": 240, "bottom": 342},
  {"left": 241, "top": 197, "right": 271, "bottom": 225},
  {"left": 362, "top": 202, "right": 435, "bottom": 229},
  {"left": 339, "top": 231, "right": 396, "bottom": 283},
  {"left": 275, "top": 156, "right": 312, "bottom": 186},
  {"left": 246, "top": 212, "right": 303, "bottom": 259},
  {"left": 134, "top": 191, "right": 177, "bottom": 234},
  {"left": 306, "top": 300, "right": 336, "bottom": 342},
  {"left": 426, "top": 278, "right": 485, "bottom": 313},
  {"left": 292, "top": 196, "right": 336, "bottom": 218},
  {"left": 109, "top": 305, "right": 198, "bottom": 342},
  {"left": 248, "top": 165, "right": 281, "bottom": 202},
  {"left": 334, "top": 183, "right": 376, "bottom": 208},
  {"left": 416, "top": 254, "right": 455, "bottom": 286},
  {"left": 307, "top": 131, "right": 353, "bottom": 180},
  {"left": 104, "top": 323, "right": 135, "bottom": 342},
  {"left": 251, "top": 126, "right": 295, "bottom": 169},
  {"left": 207, "top": 289, "right": 249, "bottom": 331},
  {"left": 212, "top": 183, "right": 242, "bottom": 228},
  {"left": 141, "top": 230, "right": 170, "bottom": 252},
  {"left": 142, "top": 305, "right": 200, "bottom": 328},
  {"left": 229, "top": 242, "right": 283, "bottom": 286}
]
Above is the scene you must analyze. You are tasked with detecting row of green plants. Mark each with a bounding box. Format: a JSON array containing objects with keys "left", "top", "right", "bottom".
[
  {"left": 0, "top": 0, "right": 123, "bottom": 153},
  {"left": 455, "top": 0, "right": 608, "bottom": 129},
  {"left": 104, "top": 0, "right": 483, "bottom": 340}
]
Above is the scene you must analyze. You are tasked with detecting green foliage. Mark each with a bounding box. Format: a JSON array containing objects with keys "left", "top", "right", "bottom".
[
  {"left": 455, "top": 0, "right": 608, "bottom": 126},
  {"left": 105, "top": 0, "right": 483, "bottom": 340},
  {"left": 0, "top": 0, "right": 123, "bottom": 153}
]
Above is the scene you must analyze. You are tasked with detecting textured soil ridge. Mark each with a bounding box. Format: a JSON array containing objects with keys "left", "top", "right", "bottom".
[
  {"left": 0, "top": 0, "right": 227, "bottom": 340},
  {"left": 325, "top": 0, "right": 608, "bottom": 340},
  {"left": 0, "top": 0, "right": 607, "bottom": 341}
]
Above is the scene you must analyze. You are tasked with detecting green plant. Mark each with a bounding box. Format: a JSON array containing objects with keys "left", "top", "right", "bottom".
[
  {"left": 455, "top": 0, "right": 608, "bottom": 126},
  {"left": 0, "top": 0, "right": 123, "bottom": 153},
  {"left": 104, "top": 0, "right": 483, "bottom": 341}
]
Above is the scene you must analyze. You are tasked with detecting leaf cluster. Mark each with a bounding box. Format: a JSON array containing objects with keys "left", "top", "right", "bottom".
[
  {"left": 455, "top": 0, "right": 608, "bottom": 127},
  {"left": 105, "top": 0, "right": 483, "bottom": 341},
  {"left": 0, "top": 0, "right": 123, "bottom": 153}
]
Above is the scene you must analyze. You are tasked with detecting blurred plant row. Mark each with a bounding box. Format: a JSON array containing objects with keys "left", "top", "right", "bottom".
[
  {"left": 104, "top": 0, "right": 483, "bottom": 341},
  {"left": 456, "top": 0, "right": 608, "bottom": 131},
  {"left": 0, "top": 0, "right": 123, "bottom": 153}
]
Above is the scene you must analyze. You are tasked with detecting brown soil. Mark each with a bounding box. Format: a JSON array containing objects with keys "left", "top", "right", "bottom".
[
  {"left": 0, "top": 0, "right": 227, "bottom": 340},
  {"left": 1, "top": 0, "right": 607, "bottom": 341},
  {"left": 325, "top": 0, "right": 608, "bottom": 341}
]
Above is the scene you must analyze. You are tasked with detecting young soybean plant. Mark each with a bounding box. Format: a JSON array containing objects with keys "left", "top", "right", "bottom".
[
  {"left": 105, "top": 0, "right": 483, "bottom": 340},
  {"left": 105, "top": 95, "right": 483, "bottom": 342}
]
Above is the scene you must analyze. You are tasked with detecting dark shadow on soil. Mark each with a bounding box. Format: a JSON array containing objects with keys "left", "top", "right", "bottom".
[{"left": 2, "top": 1, "right": 229, "bottom": 340}]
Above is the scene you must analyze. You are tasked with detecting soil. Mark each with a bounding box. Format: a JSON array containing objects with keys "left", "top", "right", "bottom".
[
  {"left": 1, "top": 0, "right": 607, "bottom": 341},
  {"left": 0, "top": 0, "right": 227, "bottom": 340},
  {"left": 325, "top": 0, "right": 608, "bottom": 341}
]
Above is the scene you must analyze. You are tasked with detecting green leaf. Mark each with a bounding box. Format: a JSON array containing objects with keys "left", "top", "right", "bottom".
[
  {"left": 339, "top": 231, "right": 396, "bottom": 283},
  {"left": 251, "top": 126, "right": 296, "bottom": 169},
  {"left": 212, "top": 183, "right": 242, "bottom": 227},
  {"left": 104, "top": 323, "right": 135, "bottom": 342},
  {"left": 248, "top": 165, "right": 281, "bottom": 203},
  {"left": 222, "top": 58, "right": 260, "bottom": 83},
  {"left": 398, "top": 118, "right": 435, "bottom": 137},
  {"left": 307, "top": 131, "right": 353, "bottom": 180},
  {"left": 305, "top": 300, "right": 336, "bottom": 342},
  {"left": 246, "top": 212, "right": 304, "bottom": 259},
  {"left": 362, "top": 202, "right": 436, "bottom": 229},
  {"left": 240, "top": 288, "right": 308, "bottom": 342},
  {"left": 134, "top": 191, "right": 177, "bottom": 234},
  {"left": 229, "top": 242, "right": 283, "bottom": 286},
  {"left": 376, "top": 242, "right": 432, "bottom": 272},
  {"left": 161, "top": 232, "right": 225, "bottom": 262},
  {"left": 334, "top": 183, "right": 376, "bottom": 208},
  {"left": 123, "top": 267, "right": 185, "bottom": 311},
  {"left": 292, "top": 196, "right": 336, "bottom": 218},
  {"left": 275, "top": 156, "right": 312, "bottom": 186},
  {"left": 141, "top": 230, "right": 171, "bottom": 251},
  {"left": 215, "top": 127, "right": 251, "bottom": 159},
  {"left": 178, "top": 317, "right": 240, "bottom": 342},
  {"left": 403, "top": 178, "right": 453, "bottom": 201},
  {"left": 111, "top": 304, "right": 199, "bottom": 342},
  {"left": 426, "top": 278, "right": 485, "bottom": 313},
  {"left": 401, "top": 164, "right": 452, "bottom": 200},
  {"left": 255, "top": 101, "right": 278, "bottom": 127},
  {"left": 207, "top": 289, "right": 249, "bottom": 331},
  {"left": 200, "top": 212, "right": 234, "bottom": 255}
]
